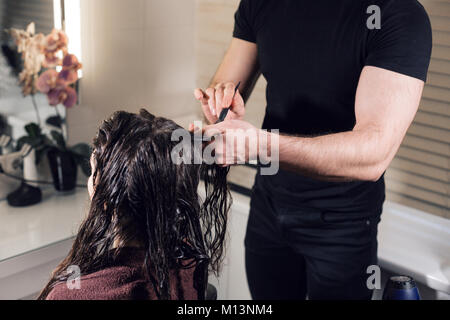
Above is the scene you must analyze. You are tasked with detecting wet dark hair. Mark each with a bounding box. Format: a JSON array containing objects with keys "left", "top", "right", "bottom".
[{"left": 38, "top": 109, "right": 231, "bottom": 300}]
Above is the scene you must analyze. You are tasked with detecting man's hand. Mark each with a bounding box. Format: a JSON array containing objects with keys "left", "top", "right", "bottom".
[
  {"left": 194, "top": 83, "right": 245, "bottom": 124},
  {"left": 190, "top": 119, "right": 268, "bottom": 166},
  {"left": 205, "top": 119, "right": 261, "bottom": 166},
  {"left": 193, "top": 37, "right": 260, "bottom": 124}
]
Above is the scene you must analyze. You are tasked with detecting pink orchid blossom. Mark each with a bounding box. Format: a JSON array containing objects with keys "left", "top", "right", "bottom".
[
  {"left": 45, "top": 29, "right": 68, "bottom": 53},
  {"left": 61, "top": 55, "right": 80, "bottom": 82},
  {"left": 58, "top": 69, "right": 78, "bottom": 84},
  {"left": 63, "top": 54, "right": 81, "bottom": 70},
  {"left": 36, "top": 69, "right": 59, "bottom": 93},
  {"left": 60, "top": 54, "right": 82, "bottom": 84},
  {"left": 10, "top": 23, "right": 81, "bottom": 107},
  {"left": 43, "top": 52, "right": 62, "bottom": 68},
  {"left": 47, "top": 86, "right": 77, "bottom": 108},
  {"left": 43, "top": 29, "right": 68, "bottom": 68}
]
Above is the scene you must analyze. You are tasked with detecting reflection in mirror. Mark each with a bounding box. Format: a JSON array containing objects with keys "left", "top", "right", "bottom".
[
  {"left": 0, "top": 0, "right": 67, "bottom": 142},
  {"left": 0, "top": 0, "right": 88, "bottom": 211},
  {"left": 0, "top": 0, "right": 66, "bottom": 208},
  {"left": 0, "top": 0, "right": 89, "bottom": 272}
]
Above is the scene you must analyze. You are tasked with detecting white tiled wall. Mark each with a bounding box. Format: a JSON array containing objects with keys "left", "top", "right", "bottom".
[{"left": 67, "top": 0, "right": 198, "bottom": 144}]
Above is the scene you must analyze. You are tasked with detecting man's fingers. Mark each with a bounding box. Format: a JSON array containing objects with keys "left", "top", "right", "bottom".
[
  {"left": 194, "top": 88, "right": 204, "bottom": 100},
  {"left": 215, "top": 86, "right": 225, "bottom": 117},
  {"left": 233, "top": 89, "right": 244, "bottom": 105},
  {"left": 195, "top": 83, "right": 241, "bottom": 124},
  {"left": 194, "top": 88, "right": 207, "bottom": 104},
  {"left": 231, "top": 89, "right": 245, "bottom": 118},
  {"left": 201, "top": 103, "right": 216, "bottom": 124},
  {"left": 195, "top": 87, "right": 218, "bottom": 123},
  {"left": 223, "top": 83, "right": 236, "bottom": 110},
  {"left": 205, "top": 87, "right": 217, "bottom": 117}
]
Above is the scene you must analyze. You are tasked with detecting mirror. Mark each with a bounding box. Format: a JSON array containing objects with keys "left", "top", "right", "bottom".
[{"left": 0, "top": 0, "right": 67, "bottom": 144}]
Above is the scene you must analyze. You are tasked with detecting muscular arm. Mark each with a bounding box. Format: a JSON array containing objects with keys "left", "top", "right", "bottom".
[
  {"left": 206, "top": 67, "right": 423, "bottom": 182},
  {"left": 274, "top": 66, "right": 424, "bottom": 182}
]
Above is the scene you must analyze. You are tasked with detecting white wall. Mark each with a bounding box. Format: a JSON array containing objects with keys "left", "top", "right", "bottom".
[
  {"left": 196, "top": 0, "right": 266, "bottom": 129},
  {"left": 67, "top": 0, "right": 198, "bottom": 145}
]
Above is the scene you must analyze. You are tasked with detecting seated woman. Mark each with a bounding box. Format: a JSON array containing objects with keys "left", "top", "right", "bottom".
[{"left": 38, "top": 109, "right": 231, "bottom": 300}]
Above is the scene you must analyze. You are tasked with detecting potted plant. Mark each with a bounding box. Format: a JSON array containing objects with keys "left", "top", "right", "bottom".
[
  {"left": 15, "top": 123, "right": 53, "bottom": 166},
  {"left": 47, "top": 130, "right": 91, "bottom": 191},
  {"left": 8, "top": 22, "right": 91, "bottom": 194}
]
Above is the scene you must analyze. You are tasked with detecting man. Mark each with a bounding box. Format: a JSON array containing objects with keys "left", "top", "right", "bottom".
[{"left": 193, "top": 0, "right": 432, "bottom": 299}]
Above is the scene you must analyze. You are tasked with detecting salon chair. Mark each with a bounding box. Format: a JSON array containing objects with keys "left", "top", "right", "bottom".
[{"left": 205, "top": 283, "right": 217, "bottom": 300}]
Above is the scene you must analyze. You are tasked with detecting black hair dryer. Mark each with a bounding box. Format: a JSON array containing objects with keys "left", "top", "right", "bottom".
[{"left": 382, "top": 275, "right": 421, "bottom": 300}]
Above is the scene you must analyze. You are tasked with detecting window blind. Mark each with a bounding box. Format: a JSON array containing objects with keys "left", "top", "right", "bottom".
[
  {"left": 385, "top": 0, "right": 450, "bottom": 218},
  {"left": 0, "top": 0, "right": 54, "bottom": 42}
]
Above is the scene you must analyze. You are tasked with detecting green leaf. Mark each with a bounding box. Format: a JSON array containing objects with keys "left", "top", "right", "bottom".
[
  {"left": 24, "top": 123, "right": 41, "bottom": 138},
  {"left": 16, "top": 136, "right": 33, "bottom": 150},
  {"left": 50, "top": 130, "right": 66, "bottom": 150}
]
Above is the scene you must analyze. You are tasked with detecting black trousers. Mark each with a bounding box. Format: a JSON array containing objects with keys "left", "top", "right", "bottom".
[{"left": 244, "top": 181, "right": 381, "bottom": 300}]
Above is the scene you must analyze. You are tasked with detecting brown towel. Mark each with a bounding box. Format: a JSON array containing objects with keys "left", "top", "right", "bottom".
[{"left": 46, "top": 247, "right": 198, "bottom": 300}]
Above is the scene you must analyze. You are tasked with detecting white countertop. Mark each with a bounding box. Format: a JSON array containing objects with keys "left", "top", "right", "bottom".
[
  {"left": 378, "top": 201, "right": 450, "bottom": 294},
  {"left": 0, "top": 187, "right": 88, "bottom": 262},
  {"left": 0, "top": 184, "right": 246, "bottom": 263}
]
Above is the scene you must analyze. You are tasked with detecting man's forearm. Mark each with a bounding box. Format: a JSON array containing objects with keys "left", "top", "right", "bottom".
[{"left": 273, "top": 128, "right": 393, "bottom": 182}]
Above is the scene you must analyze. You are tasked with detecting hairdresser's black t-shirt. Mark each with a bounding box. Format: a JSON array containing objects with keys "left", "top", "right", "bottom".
[{"left": 233, "top": 0, "right": 432, "bottom": 214}]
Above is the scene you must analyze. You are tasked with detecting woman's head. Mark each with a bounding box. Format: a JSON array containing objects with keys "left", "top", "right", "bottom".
[{"left": 39, "top": 109, "right": 231, "bottom": 300}]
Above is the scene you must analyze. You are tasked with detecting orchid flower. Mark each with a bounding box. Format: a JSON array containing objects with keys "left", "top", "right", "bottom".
[
  {"left": 10, "top": 22, "right": 81, "bottom": 108},
  {"left": 36, "top": 69, "right": 61, "bottom": 93},
  {"left": 47, "top": 86, "right": 77, "bottom": 108},
  {"left": 8, "top": 22, "right": 46, "bottom": 96},
  {"left": 43, "top": 29, "right": 69, "bottom": 68},
  {"left": 60, "top": 54, "right": 82, "bottom": 84}
]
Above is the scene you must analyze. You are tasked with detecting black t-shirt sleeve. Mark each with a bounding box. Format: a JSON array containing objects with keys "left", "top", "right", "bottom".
[
  {"left": 365, "top": 0, "right": 432, "bottom": 82},
  {"left": 233, "top": 0, "right": 257, "bottom": 43}
]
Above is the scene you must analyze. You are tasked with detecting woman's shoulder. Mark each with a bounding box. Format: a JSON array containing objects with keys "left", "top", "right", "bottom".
[
  {"left": 45, "top": 248, "right": 200, "bottom": 300},
  {"left": 46, "top": 263, "right": 153, "bottom": 300}
]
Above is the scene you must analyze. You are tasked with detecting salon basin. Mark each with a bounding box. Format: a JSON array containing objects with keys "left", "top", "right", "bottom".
[{"left": 378, "top": 201, "right": 450, "bottom": 298}]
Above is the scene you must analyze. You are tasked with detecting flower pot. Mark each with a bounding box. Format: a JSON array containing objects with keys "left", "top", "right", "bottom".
[
  {"left": 0, "top": 151, "right": 23, "bottom": 200},
  {"left": 23, "top": 148, "right": 47, "bottom": 187},
  {"left": 47, "top": 148, "right": 77, "bottom": 191}
]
